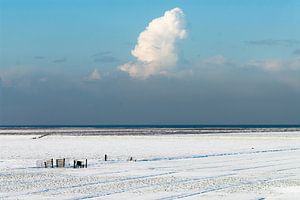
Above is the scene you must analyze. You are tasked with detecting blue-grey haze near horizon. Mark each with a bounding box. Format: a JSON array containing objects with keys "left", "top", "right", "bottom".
[{"left": 0, "top": 0, "right": 300, "bottom": 125}]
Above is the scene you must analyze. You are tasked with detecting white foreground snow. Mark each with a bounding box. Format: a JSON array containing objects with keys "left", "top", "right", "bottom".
[{"left": 0, "top": 132, "right": 300, "bottom": 199}]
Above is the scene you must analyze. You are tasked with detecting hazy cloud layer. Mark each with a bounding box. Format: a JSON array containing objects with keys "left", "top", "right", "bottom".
[
  {"left": 194, "top": 54, "right": 300, "bottom": 73},
  {"left": 0, "top": 66, "right": 48, "bottom": 88},
  {"left": 187, "top": 55, "right": 300, "bottom": 89},
  {"left": 245, "top": 39, "right": 300, "bottom": 47},
  {"left": 119, "top": 8, "right": 187, "bottom": 79},
  {"left": 2, "top": 70, "right": 299, "bottom": 125},
  {"left": 1, "top": 57, "right": 300, "bottom": 125},
  {"left": 246, "top": 58, "right": 300, "bottom": 71}
]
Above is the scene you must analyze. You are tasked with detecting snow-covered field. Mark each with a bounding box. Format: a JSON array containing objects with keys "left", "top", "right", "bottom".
[{"left": 0, "top": 132, "right": 300, "bottom": 199}]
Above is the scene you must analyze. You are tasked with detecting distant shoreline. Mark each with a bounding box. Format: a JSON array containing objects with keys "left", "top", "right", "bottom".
[
  {"left": 1, "top": 124, "right": 300, "bottom": 129},
  {"left": 1, "top": 126, "right": 300, "bottom": 136}
]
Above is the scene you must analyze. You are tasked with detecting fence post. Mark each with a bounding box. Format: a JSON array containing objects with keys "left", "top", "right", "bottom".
[
  {"left": 51, "top": 159, "right": 54, "bottom": 168},
  {"left": 105, "top": 154, "right": 107, "bottom": 161},
  {"left": 85, "top": 159, "right": 87, "bottom": 168}
]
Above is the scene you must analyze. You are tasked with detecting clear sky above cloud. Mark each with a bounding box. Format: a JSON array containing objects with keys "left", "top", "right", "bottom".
[{"left": 0, "top": 0, "right": 299, "bottom": 125}]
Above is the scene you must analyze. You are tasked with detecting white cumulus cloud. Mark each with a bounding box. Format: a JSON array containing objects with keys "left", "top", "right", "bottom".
[{"left": 119, "top": 8, "right": 187, "bottom": 79}]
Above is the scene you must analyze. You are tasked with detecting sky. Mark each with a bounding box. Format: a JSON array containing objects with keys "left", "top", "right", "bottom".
[{"left": 0, "top": 0, "right": 300, "bottom": 125}]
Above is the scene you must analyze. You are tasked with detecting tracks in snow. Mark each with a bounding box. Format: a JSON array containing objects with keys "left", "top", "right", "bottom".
[{"left": 1, "top": 147, "right": 300, "bottom": 199}]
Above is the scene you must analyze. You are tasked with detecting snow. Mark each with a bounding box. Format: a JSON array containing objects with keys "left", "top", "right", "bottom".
[{"left": 0, "top": 131, "right": 300, "bottom": 199}]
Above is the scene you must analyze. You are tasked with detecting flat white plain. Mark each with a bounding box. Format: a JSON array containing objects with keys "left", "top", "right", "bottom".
[{"left": 0, "top": 132, "right": 300, "bottom": 199}]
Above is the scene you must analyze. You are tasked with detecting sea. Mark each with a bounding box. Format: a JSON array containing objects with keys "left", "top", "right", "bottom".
[{"left": 0, "top": 125, "right": 300, "bottom": 135}]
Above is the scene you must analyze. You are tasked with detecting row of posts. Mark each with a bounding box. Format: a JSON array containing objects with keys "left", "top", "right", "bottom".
[
  {"left": 73, "top": 159, "right": 88, "bottom": 168},
  {"left": 44, "top": 158, "right": 66, "bottom": 168},
  {"left": 43, "top": 155, "right": 109, "bottom": 168}
]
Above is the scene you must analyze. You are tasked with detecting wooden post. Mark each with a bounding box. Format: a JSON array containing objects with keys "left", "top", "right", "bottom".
[
  {"left": 44, "top": 162, "right": 47, "bottom": 168},
  {"left": 73, "top": 160, "right": 76, "bottom": 168},
  {"left": 105, "top": 154, "right": 107, "bottom": 161},
  {"left": 63, "top": 158, "right": 65, "bottom": 167},
  {"left": 51, "top": 159, "right": 54, "bottom": 168},
  {"left": 85, "top": 159, "right": 87, "bottom": 168}
]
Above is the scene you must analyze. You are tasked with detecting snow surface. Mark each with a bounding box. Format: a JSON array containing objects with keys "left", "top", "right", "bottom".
[{"left": 0, "top": 132, "right": 300, "bottom": 199}]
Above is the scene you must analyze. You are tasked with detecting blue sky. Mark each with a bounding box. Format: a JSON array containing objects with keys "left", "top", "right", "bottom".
[{"left": 0, "top": 0, "right": 300, "bottom": 125}]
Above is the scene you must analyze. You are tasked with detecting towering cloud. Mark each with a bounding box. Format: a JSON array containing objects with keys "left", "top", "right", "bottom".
[{"left": 119, "top": 8, "right": 187, "bottom": 79}]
